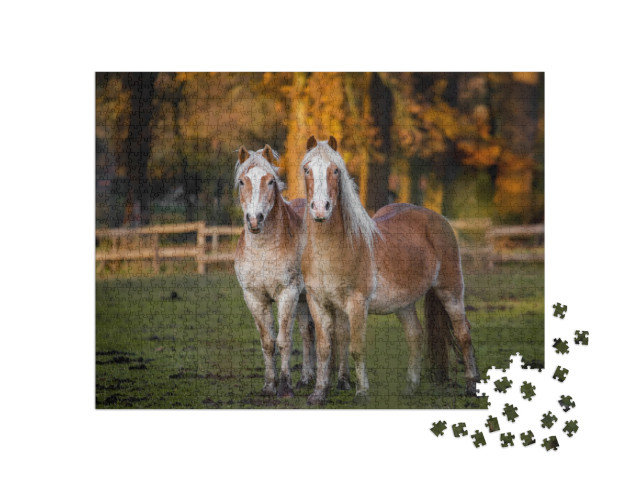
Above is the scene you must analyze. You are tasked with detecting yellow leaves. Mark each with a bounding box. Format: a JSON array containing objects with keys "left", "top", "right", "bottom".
[{"left": 458, "top": 140, "right": 502, "bottom": 168}]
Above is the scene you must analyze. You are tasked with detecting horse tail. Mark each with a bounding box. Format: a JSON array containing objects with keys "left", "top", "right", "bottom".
[{"left": 424, "top": 288, "right": 458, "bottom": 382}]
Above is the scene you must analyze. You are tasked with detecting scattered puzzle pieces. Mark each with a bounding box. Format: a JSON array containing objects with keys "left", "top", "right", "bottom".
[
  {"left": 541, "top": 436, "right": 559, "bottom": 451},
  {"left": 520, "top": 430, "right": 536, "bottom": 446},
  {"left": 471, "top": 430, "right": 486, "bottom": 448},
  {"left": 500, "top": 432, "right": 515, "bottom": 447},
  {"left": 494, "top": 376, "right": 513, "bottom": 393},
  {"left": 563, "top": 420, "right": 579, "bottom": 437},
  {"left": 430, "top": 421, "right": 447, "bottom": 436},
  {"left": 552, "top": 303, "right": 567, "bottom": 318},
  {"left": 575, "top": 330, "right": 589, "bottom": 345},
  {"left": 521, "top": 381, "right": 536, "bottom": 400},
  {"left": 553, "top": 366, "right": 569, "bottom": 382},
  {"left": 553, "top": 338, "right": 569, "bottom": 355},
  {"left": 452, "top": 423, "right": 468, "bottom": 438},
  {"left": 541, "top": 411, "right": 558, "bottom": 429},
  {"left": 559, "top": 395, "right": 576, "bottom": 412},
  {"left": 485, "top": 415, "right": 500, "bottom": 433},
  {"left": 502, "top": 403, "right": 519, "bottom": 422}
]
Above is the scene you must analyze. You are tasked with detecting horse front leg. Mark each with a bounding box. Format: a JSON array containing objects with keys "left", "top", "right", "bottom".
[
  {"left": 306, "top": 293, "right": 334, "bottom": 405},
  {"left": 243, "top": 290, "right": 277, "bottom": 396},
  {"left": 276, "top": 287, "right": 299, "bottom": 398},
  {"left": 345, "top": 295, "right": 369, "bottom": 401},
  {"left": 335, "top": 310, "right": 351, "bottom": 390},
  {"left": 296, "top": 301, "right": 316, "bottom": 388}
]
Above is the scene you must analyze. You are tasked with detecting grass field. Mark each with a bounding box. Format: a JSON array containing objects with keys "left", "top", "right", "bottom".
[{"left": 96, "top": 262, "right": 543, "bottom": 409}]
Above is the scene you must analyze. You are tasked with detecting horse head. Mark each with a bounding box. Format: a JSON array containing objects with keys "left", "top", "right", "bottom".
[
  {"left": 302, "top": 135, "right": 341, "bottom": 222},
  {"left": 235, "top": 145, "right": 283, "bottom": 234}
]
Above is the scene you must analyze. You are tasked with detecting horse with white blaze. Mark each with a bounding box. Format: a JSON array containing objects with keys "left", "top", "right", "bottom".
[{"left": 301, "top": 136, "right": 479, "bottom": 405}]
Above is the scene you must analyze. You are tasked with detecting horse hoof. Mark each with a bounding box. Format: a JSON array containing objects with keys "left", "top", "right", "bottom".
[
  {"left": 307, "top": 391, "right": 327, "bottom": 406},
  {"left": 296, "top": 378, "right": 314, "bottom": 389},
  {"left": 336, "top": 378, "right": 351, "bottom": 391},
  {"left": 277, "top": 384, "right": 294, "bottom": 399},
  {"left": 402, "top": 382, "right": 419, "bottom": 396},
  {"left": 354, "top": 391, "right": 369, "bottom": 405},
  {"left": 261, "top": 385, "right": 277, "bottom": 397},
  {"left": 466, "top": 381, "right": 477, "bottom": 397}
]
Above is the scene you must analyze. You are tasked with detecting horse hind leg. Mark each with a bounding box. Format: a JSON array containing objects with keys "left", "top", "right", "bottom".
[
  {"left": 434, "top": 287, "right": 479, "bottom": 396},
  {"left": 396, "top": 304, "right": 423, "bottom": 395},
  {"left": 296, "top": 301, "right": 316, "bottom": 389}
]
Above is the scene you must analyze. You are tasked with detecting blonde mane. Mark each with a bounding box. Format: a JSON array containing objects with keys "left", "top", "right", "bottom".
[
  {"left": 301, "top": 141, "right": 378, "bottom": 253},
  {"left": 234, "top": 148, "right": 285, "bottom": 192}
]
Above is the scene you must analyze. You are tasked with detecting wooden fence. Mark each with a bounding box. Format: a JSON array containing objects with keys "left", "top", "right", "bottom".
[
  {"left": 96, "top": 219, "right": 543, "bottom": 274},
  {"left": 449, "top": 219, "right": 544, "bottom": 268},
  {"left": 96, "top": 221, "right": 242, "bottom": 274}
]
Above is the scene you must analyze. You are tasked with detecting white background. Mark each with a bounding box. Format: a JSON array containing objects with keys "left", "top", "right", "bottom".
[{"left": 1, "top": 1, "right": 639, "bottom": 480}]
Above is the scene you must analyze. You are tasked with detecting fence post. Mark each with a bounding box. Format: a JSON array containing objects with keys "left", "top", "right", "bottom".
[
  {"left": 197, "top": 222, "right": 206, "bottom": 275},
  {"left": 152, "top": 233, "right": 160, "bottom": 273},
  {"left": 486, "top": 225, "right": 495, "bottom": 270}
]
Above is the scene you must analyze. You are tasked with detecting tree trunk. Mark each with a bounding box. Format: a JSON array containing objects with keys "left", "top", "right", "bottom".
[
  {"left": 283, "top": 72, "right": 309, "bottom": 200},
  {"left": 492, "top": 72, "right": 539, "bottom": 223},
  {"left": 365, "top": 73, "right": 393, "bottom": 213},
  {"left": 122, "top": 72, "right": 156, "bottom": 226}
]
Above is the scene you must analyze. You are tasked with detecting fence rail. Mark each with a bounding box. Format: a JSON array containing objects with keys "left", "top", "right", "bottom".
[{"left": 96, "top": 218, "right": 543, "bottom": 274}]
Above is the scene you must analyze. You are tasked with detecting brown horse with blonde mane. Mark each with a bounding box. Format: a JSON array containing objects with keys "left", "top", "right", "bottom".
[{"left": 301, "top": 136, "right": 479, "bottom": 405}]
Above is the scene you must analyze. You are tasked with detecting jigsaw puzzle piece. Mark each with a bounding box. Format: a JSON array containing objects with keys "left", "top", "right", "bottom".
[
  {"left": 574, "top": 330, "right": 589, "bottom": 345},
  {"left": 563, "top": 420, "right": 579, "bottom": 437},
  {"left": 541, "top": 436, "right": 559, "bottom": 451},
  {"left": 521, "top": 381, "right": 536, "bottom": 400},
  {"left": 430, "top": 421, "right": 447, "bottom": 437},
  {"left": 500, "top": 432, "right": 515, "bottom": 447},
  {"left": 558, "top": 395, "right": 576, "bottom": 412},
  {"left": 552, "top": 303, "right": 567, "bottom": 318},
  {"left": 471, "top": 430, "right": 486, "bottom": 448},
  {"left": 502, "top": 403, "right": 519, "bottom": 422},
  {"left": 520, "top": 430, "right": 536, "bottom": 446},
  {"left": 553, "top": 366, "right": 569, "bottom": 382},
  {"left": 541, "top": 411, "right": 558, "bottom": 429},
  {"left": 452, "top": 423, "right": 468, "bottom": 438}
]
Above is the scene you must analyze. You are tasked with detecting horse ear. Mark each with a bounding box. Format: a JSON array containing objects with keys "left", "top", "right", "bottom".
[
  {"left": 328, "top": 136, "right": 338, "bottom": 152},
  {"left": 238, "top": 146, "right": 250, "bottom": 163},
  {"left": 262, "top": 144, "right": 276, "bottom": 163},
  {"left": 306, "top": 135, "right": 317, "bottom": 151}
]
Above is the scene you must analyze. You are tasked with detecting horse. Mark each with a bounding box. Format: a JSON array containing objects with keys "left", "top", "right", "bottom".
[
  {"left": 300, "top": 136, "right": 479, "bottom": 405},
  {"left": 234, "top": 145, "right": 315, "bottom": 397}
]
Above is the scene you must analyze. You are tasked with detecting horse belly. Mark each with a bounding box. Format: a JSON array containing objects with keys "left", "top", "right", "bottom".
[{"left": 369, "top": 228, "right": 435, "bottom": 314}]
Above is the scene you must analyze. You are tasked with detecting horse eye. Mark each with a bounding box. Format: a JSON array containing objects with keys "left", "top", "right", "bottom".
[
  {"left": 304, "top": 168, "right": 309, "bottom": 175},
  {"left": 268, "top": 179, "right": 274, "bottom": 186},
  {"left": 334, "top": 169, "right": 339, "bottom": 175},
  {"left": 239, "top": 180, "right": 244, "bottom": 186}
]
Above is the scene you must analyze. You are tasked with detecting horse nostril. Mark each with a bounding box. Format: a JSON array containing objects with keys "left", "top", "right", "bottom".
[
  {"left": 311, "top": 201, "right": 315, "bottom": 210},
  {"left": 325, "top": 201, "right": 330, "bottom": 210},
  {"left": 257, "top": 213, "right": 264, "bottom": 223}
]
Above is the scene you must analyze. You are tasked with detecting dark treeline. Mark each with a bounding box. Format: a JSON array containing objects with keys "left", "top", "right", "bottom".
[{"left": 96, "top": 72, "right": 544, "bottom": 228}]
